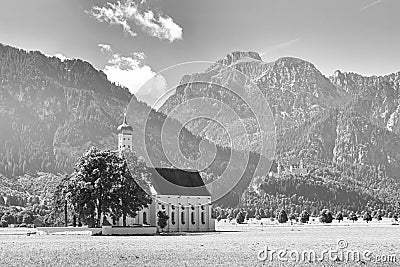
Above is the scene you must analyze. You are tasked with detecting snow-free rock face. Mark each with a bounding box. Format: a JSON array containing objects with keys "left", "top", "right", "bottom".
[
  {"left": 218, "top": 51, "right": 263, "bottom": 64},
  {"left": 159, "top": 51, "right": 276, "bottom": 156},
  {"left": 160, "top": 55, "right": 347, "bottom": 154},
  {"left": 330, "top": 71, "right": 400, "bottom": 134},
  {"left": 160, "top": 51, "right": 400, "bottom": 178}
]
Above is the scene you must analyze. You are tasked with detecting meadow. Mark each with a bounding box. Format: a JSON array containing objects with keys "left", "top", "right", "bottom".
[{"left": 0, "top": 219, "right": 399, "bottom": 266}]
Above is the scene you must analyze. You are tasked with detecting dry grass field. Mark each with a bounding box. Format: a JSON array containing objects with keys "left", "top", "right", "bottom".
[{"left": 0, "top": 219, "right": 399, "bottom": 266}]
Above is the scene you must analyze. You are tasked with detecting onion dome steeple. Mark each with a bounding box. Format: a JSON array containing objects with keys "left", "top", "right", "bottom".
[{"left": 117, "top": 113, "right": 133, "bottom": 134}]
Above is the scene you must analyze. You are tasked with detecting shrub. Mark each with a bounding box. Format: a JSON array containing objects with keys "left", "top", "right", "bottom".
[
  {"left": 349, "top": 212, "right": 358, "bottom": 223},
  {"left": 300, "top": 210, "right": 310, "bottom": 223},
  {"left": 371, "top": 210, "right": 377, "bottom": 218},
  {"left": 72, "top": 215, "right": 77, "bottom": 227},
  {"left": 259, "top": 209, "right": 266, "bottom": 218},
  {"left": 277, "top": 209, "right": 288, "bottom": 223},
  {"left": 157, "top": 211, "right": 169, "bottom": 232},
  {"left": 1, "top": 213, "right": 16, "bottom": 225},
  {"left": 0, "top": 220, "right": 8, "bottom": 227},
  {"left": 363, "top": 212, "right": 372, "bottom": 223},
  {"left": 236, "top": 212, "right": 245, "bottom": 224},
  {"left": 22, "top": 213, "right": 34, "bottom": 225},
  {"left": 319, "top": 209, "right": 333, "bottom": 223},
  {"left": 336, "top": 212, "right": 343, "bottom": 222}
]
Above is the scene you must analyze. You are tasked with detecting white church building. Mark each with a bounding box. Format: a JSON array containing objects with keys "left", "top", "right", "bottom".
[{"left": 114, "top": 114, "right": 215, "bottom": 232}]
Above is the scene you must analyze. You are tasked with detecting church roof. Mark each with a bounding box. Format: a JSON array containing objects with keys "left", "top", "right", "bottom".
[
  {"left": 147, "top": 167, "right": 211, "bottom": 197},
  {"left": 117, "top": 113, "right": 133, "bottom": 133}
]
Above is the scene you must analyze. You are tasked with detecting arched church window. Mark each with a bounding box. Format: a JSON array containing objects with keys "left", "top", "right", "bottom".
[
  {"left": 191, "top": 212, "right": 195, "bottom": 225},
  {"left": 181, "top": 211, "right": 185, "bottom": 225},
  {"left": 201, "top": 212, "right": 205, "bottom": 224},
  {"left": 201, "top": 205, "right": 205, "bottom": 210},
  {"left": 143, "top": 212, "right": 147, "bottom": 225},
  {"left": 171, "top": 212, "right": 175, "bottom": 225}
]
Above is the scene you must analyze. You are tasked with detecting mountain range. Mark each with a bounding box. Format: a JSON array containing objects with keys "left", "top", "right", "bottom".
[
  {"left": 0, "top": 44, "right": 399, "bottom": 208},
  {"left": 0, "top": 43, "right": 259, "bottom": 206},
  {"left": 160, "top": 51, "right": 400, "bottom": 177}
]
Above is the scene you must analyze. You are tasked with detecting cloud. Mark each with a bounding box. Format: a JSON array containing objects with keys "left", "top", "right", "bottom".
[
  {"left": 260, "top": 38, "right": 301, "bottom": 57},
  {"left": 360, "top": 0, "right": 383, "bottom": 11},
  {"left": 98, "top": 43, "right": 112, "bottom": 53},
  {"left": 54, "top": 53, "right": 70, "bottom": 62},
  {"left": 44, "top": 53, "right": 70, "bottom": 62},
  {"left": 98, "top": 44, "right": 166, "bottom": 106},
  {"left": 87, "top": 0, "right": 183, "bottom": 42}
]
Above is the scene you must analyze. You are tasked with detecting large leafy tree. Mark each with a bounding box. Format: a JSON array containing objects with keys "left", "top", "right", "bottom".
[
  {"left": 52, "top": 174, "right": 72, "bottom": 226},
  {"left": 110, "top": 150, "right": 152, "bottom": 226},
  {"left": 54, "top": 147, "right": 152, "bottom": 227}
]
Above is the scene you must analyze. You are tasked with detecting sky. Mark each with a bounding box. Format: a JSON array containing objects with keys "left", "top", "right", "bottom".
[{"left": 0, "top": 0, "right": 399, "bottom": 106}]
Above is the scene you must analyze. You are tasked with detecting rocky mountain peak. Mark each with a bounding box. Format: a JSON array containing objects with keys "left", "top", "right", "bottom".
[
  {"left": 333, "top": 69, "right": 343, "bottom": 77},
  {"left": 257, "top": 56, "right": 344, "bottom": 106},
  {"left": 268, "top": 57, "right": 324, "bottom": 78},
  {"left": 218, "top": 51, "right": 262, "bottom": 66}
]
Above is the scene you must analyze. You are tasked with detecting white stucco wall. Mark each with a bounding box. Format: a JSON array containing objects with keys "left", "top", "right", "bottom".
[
  {"left": 153, "top": 195, "right": 214, "bottom": 232},
  {"left": 112, "top": 195, "right": 214, "bottom": 232}
]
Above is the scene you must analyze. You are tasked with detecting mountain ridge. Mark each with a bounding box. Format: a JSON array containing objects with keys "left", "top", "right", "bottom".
[
  {"left": 1, "top": 43, "right": 400, "bottom": 210},
  {"left": 160, "top": 51, "right": 400, "bottom": 181},
  {"left": 0, "top": 43, "right": 267, "bottom": 207}
]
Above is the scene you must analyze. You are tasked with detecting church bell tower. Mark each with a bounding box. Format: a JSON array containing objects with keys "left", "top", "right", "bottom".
[{"left": 117, "top": 113, "right": 133, "bottom": 154}]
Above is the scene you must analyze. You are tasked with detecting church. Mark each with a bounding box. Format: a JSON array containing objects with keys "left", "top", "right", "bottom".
[{"left": 114, "top": 114, "right": 215, "bottom": 232}]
